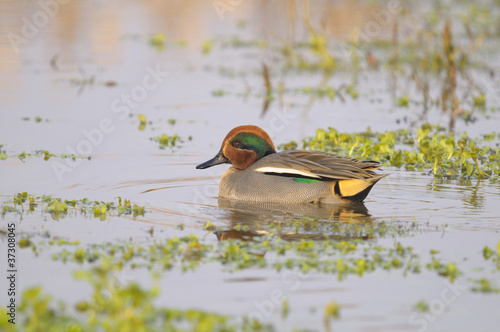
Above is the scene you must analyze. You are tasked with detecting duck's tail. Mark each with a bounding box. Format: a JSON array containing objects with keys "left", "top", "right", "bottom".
[{"left": 332, "top": 174, "right": 389, "bottom": 202}]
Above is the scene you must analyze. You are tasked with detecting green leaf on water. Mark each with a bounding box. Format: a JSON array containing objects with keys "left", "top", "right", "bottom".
[
  {"left": 397, "top": 95, "right": 410, "bottom": 107},
  {"left": 19, "top": 238, "right": 31, "bottom": 248},
  {"left": 138, "top": 114, "right": 146, "bottom": 131},
  {"left": 202, "top": 39, "right": 213, "bottom": 55},
  {"left": 204, "top": 220, "right": 215, "bottom": 231},
  {"left": 150, "top": 33, "right": 165, "bottom": 51},
  {"left": 413, "top": 300, "right": 430, "bottom": 313},
  {"left": 316, "top": 129, "right": 326, "bottom": 142},
  {"left": 483, "top": 246, "right": 493, "bottom": 260},
  {"left": 471, "top": 278, "right": 500, "bottom": 293},
  {"left": 22, "top": 286, "right": 43, "bottom": 301},
  {"left": 281, "top": 298, "right": 289, "bottom": 320},
  {"left": 138, "top": 114, "right": 146, "bottom": 124},
  {"left": 324, "top": 300, "right": 341, "bottom": 330},
  {"left": 0, "top": 152, "right": 7, "bottom": 160},
  {"left": 466, "top": 163, "right": 474, "bottom": 177}
]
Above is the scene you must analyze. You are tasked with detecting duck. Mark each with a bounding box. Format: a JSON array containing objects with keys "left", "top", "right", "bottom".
[{"left": 196, "top": 125, "right": 388, "bottom": 204}]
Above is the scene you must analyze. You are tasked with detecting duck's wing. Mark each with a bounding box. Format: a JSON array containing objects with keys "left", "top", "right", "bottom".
[{"left": 255, "top": 150, "right": 383, "bottom": 181}]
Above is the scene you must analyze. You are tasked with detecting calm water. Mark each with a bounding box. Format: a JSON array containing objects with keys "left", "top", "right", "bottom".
[{"left": 1, "top": 1, "right": 500, "bottom": 331}]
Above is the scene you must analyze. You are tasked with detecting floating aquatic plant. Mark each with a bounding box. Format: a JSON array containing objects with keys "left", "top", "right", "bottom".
[
  {"left": 0, "top": 258, "right": 274, "bottom": 332},
  {"left": 281, "top": 124, "right": 500, "bottom": 179},
  {"left": 1, "top": 193, "right": 146, "bottom": 221},
  {"left": 150, "top": 133, "right": 184, "bottom": 149}
]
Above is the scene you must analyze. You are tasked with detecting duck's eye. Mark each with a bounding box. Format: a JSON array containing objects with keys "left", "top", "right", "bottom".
[{"left": 233, "top": 141, "right": 241, "bottom": 148}]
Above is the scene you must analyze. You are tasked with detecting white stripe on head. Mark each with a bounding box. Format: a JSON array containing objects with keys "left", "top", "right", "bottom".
[{"left": 255, "top": 167, "right": 321, "bottom": 178}]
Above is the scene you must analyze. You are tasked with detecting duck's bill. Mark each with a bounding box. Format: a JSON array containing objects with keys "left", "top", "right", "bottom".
[{"left": 196, "top": 150, "right": 230, "bottom": 169}]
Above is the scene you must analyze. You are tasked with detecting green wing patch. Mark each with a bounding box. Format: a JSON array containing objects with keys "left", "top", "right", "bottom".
[{"left": 293, "top": 178, "right": 321, "bottom": 183}]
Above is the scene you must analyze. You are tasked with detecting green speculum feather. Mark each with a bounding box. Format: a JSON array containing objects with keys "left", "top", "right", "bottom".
[{"left": 293, "top": 178, "right": 321, "bottom": 183}]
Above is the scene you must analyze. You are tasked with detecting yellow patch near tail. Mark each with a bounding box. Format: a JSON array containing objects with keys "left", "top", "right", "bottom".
[{"left": 337, "top": 179, "right": 372, "bottom": 197}]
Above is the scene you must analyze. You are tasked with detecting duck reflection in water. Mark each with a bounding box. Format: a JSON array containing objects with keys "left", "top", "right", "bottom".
[{"left": 214, "top": 197, "right": 375, "bottom": 243}]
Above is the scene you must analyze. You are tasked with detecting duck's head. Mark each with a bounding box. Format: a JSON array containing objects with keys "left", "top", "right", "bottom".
[{"left": 196, "top": 125, "right": 276, "bottom": 170}]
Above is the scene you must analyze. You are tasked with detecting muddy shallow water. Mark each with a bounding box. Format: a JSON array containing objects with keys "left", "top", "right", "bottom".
[{"left": 1, "top": 0, "right": 500, "bottom": 331}]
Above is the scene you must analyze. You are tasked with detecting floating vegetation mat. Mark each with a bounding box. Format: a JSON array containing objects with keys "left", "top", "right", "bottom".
[
  {"left": 281, "top": 124, "right": 500, "bottom": 179},
  {"left": 1, "top": 193, "right": 146, "bottom": 221},
  {"left": 1, "top": 219, "right": 498, "bottom": 331}
]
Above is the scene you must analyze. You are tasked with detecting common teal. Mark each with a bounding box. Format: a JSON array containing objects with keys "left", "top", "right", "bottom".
[{"left": 196, "top": 125, "right": 387, "bottom": 204}]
